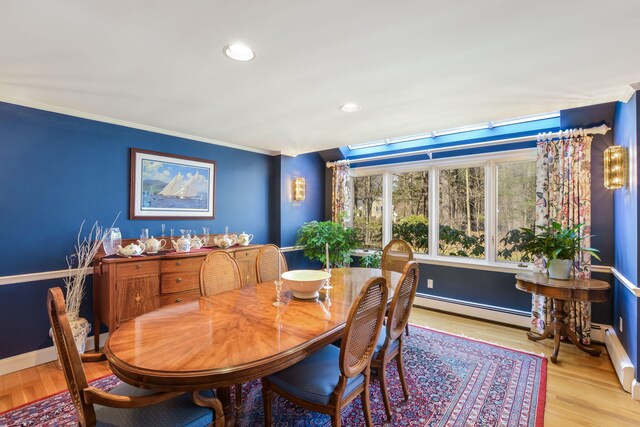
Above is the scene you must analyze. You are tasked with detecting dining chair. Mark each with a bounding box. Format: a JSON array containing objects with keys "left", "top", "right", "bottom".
[
  {"left": 199, "top": 251, "right": 245, "bottom": 409},
  {"left": 370, "top": 261, "right": 419, "bottom": 421},
  {"left": 256, "top": 244, "right": 288, "bottom": 283},
  {"left": 262, "top": 276, "right": 388, "bottom": 427},
  {"left": 47, "top": 287, "right": 220, "bottom": 427},
  {"left": 199, "top": 251, "right": 243, "bottom": 296},
  {"left": 381, "top": 239, "right": 414, "bottom": 336}
]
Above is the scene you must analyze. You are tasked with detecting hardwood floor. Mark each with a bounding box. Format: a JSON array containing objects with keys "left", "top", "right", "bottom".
[{"left": 1, "top": 308, "right": 639, "bottom": 426}]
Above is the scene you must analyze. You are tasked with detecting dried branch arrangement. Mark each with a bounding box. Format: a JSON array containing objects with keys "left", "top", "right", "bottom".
[{"left": 63, "top": 214, "right": 119, "bottom": 316}]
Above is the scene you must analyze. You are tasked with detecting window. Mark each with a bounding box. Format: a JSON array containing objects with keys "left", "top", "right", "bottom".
[
  {"left": 496, "top": 161, "right": 536, "bottom": 262},
  {"left": 392, "top": 171, "right": 429, "bottom": 253},
  {"left": 438, "top": 167, "right": 485, "bottom": 258},
  {"left": 349, "top": 150, "right": 537, "bottom": 270},
  {"left": 352, "top": 175, "right": 383, "bottom": 249}
]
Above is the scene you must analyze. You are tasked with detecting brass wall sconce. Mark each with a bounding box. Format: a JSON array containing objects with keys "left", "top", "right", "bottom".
[
  {"left": 293, "top": 177, "right": 306, "bottom": 201},
  {"left": 604, "top": 146, "right": 626, "bottom": 189}
]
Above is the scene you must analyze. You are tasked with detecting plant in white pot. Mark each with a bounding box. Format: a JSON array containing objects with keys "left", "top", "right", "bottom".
[
  {"left": 50, "top": 220, "right": 111, "bottom": 355},
  {"left": 520, "top": 221, "right": 600, "bottom": 279}
]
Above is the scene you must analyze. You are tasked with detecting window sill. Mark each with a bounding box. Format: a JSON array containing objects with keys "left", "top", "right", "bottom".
[{"left": 353, "top": 249, "right": 533, "bottom": 274}]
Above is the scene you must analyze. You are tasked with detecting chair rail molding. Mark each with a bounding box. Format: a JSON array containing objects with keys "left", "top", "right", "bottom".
[{"left": 0, "top": 268, "right": 87, "bottom": 286}]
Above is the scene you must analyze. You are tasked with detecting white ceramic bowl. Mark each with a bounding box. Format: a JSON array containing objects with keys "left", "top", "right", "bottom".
[{"left": 281, "top": 270, "right": 331, "bottom": 300}]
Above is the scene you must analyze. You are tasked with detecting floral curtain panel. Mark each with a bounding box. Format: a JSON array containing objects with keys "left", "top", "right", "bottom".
[
  {"left": 532, "top": 133, "right": 593, "bottom": 344},
  {"left": 331, "top": 161, "right": 351, "bottom": 225}
]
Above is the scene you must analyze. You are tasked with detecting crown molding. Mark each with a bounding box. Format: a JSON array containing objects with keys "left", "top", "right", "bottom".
[
  {"left": 0, "top": 96, "right": 278, "bottom": 156},
  {"left": 621, "top": 84, "right": 639, "bottom": 103}
]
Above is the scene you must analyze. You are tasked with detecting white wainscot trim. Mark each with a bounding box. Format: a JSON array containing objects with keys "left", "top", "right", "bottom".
[
  {"left": 0, "top": 268, "right": 90, "bottom": 286},
  {"left": 280, "top": 245, "right": 304, "bottom": 253},
  {"left": 0, "top": 333, "right": 109, "bottom": 376},
  {"left": 611, "top": 267, "right": 640, "bottom": 296}
]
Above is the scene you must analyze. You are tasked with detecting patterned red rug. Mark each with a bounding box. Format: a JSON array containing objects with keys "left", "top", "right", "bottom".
[{"left": 0, "top": 325, "right": 546, "bottom": 426}]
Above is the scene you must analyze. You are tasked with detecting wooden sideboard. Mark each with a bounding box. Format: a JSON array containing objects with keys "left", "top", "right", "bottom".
[{"left": 92, "top": 243, "right": 263, "bottom": 350}]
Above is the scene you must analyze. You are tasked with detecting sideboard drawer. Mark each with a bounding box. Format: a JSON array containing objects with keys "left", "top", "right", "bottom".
[
  {"left": 117, "top": 260, "right": 160, "bottom": 278},
  {"left": 161, "top": 257, "right": 205, "bottom": 274},
  {"left": 161, "top": 272, "right": 200, "bottom": 294},
  {"left": 235, "top": 249, "right": 259, "bottom": 261},
  {"left": 161, "top": 289, "right": 200, "bottom": 306}
]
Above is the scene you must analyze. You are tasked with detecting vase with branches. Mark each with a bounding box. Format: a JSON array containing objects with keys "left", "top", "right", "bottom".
[{"left": 51, "top": 217, "right": 115, "bottom": 354}]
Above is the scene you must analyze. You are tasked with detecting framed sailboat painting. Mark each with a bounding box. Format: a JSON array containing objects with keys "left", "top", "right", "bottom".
[{"left": 130, "top": 148, "right": 216, "bottom": 219}]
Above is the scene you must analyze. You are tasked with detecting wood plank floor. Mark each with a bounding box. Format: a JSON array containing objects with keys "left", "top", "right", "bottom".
[{"left": 1, "top": 308, "right": 639, "bottom": 426}]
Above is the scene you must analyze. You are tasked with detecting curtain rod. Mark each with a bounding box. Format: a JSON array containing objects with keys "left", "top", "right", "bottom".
[{"left": 326, "top": 124, "right": 610, "bottom": 168}]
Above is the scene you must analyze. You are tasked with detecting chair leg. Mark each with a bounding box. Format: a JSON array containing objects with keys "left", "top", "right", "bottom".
[
  {"left": 235, "top": 383, "right": 243, "bottom": 408},
  {"left": 378, "top": 361, "right": 392, "bottom": 421},
  {"left": 361, "top": 379, "right": 373, "bottom": 427},
  {"left": 261, "top": 379, "right": 273, "bottom": 427},
  {"left": 331, "top": 412, "right": 342, "bottom": 427},
  {"left": 405, "top": 324, "right": 410, "bottom": 336},
  {"left": 396, "top": 352, "right": 410, "bottom": 400}
]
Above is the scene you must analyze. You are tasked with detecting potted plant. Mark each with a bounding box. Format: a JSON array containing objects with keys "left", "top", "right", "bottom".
[
  {"left": 360, "top": 251, "right": 382, "bottom": 268},
  {"left": 51, "top": 220, "right": 112, "bottom": 354},
  {"left": 520, "top": 221, "right": 600, "bottom": 279},
  {"left": 296, "top": 221, "right": 358, "bottom": 268}
]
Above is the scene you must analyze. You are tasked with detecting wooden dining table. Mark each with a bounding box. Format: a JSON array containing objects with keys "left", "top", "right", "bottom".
[{"left": 104, "top": 267, "right": 402, "bottom": 421}]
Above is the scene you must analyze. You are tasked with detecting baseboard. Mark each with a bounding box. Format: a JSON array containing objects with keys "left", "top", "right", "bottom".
[
  {"left": 601, "top": 326, "right": 635, "bottom": 393},
  {"left": 0, "top": 332, "right": 109, "bottom": 376},
  {"left": 414, "top": 294, "right": 532, "bottom": 328}
]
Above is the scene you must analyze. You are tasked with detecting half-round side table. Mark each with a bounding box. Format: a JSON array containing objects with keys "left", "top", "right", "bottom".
[{"left": 515, "top": 272, "right": 610, "bottom": 363}]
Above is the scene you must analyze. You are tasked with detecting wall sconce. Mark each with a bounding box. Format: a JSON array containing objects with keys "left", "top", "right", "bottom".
[
  {"left": 604, "top": 146, "right": 626, "bottom": 189},
  {"left": 293, "top": 177, "right": 306, "bottom": 201}
]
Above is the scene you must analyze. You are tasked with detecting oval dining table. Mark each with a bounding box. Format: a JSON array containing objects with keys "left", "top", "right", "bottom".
[{"left": 104, "top": 267, "right": 402, "bottom": 423}]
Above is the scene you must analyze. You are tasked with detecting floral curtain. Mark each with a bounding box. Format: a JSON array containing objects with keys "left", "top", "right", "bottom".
[
  {"left": 331, "top": 161, "right": 351, "bottom": 225},
  {"left": 531, "top": 132, "right": 593, "bottom": 344}
]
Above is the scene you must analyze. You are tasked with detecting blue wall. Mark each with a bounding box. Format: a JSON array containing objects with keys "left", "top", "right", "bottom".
[
  {"left": 612, "top": 92, "right": 640, "bottom": 379},
  {"left": 278, "top": 153, "right": 326, "bottom": 247},
  {"left": 0, "top": 102, "right": 322, "bottom": 359}
]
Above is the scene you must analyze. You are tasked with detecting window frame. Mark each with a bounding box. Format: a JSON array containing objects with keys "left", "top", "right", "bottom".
[{"left": 350, "top": 148, "right": 536, "bottom": 273}]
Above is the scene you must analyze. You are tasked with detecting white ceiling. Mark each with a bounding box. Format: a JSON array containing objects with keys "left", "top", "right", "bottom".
[{"left": 1, "top": 1, "right": 639, "bottom": 156}]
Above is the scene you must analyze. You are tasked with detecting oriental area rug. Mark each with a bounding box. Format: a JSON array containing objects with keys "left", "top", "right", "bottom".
[{"left": 0, "top": 325, "right": 546, "bottom": 426}]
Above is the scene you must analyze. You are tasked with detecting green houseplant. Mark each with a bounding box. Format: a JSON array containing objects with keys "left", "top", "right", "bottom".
[
  {"left": 360, "top": 251, "right": 382, "bottom": 268},
  {"left": 296, "top": 221, "right": 358, "bottom": 268},
  {"left": 520, "top": 221, "right": 600, "bottom": 279}
]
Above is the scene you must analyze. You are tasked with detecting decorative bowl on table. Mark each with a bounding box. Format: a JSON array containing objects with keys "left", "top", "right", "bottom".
[{"left": 281, "top": 270, "right": 331, "bottom": 300}]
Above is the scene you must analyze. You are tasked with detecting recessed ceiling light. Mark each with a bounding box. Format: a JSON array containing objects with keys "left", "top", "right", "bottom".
[
  {"left": 223, "top": 43, "right": 255, "bottom": 61},
  {"left": 340, "top": 103, "right": 361, "bottom": 112}
]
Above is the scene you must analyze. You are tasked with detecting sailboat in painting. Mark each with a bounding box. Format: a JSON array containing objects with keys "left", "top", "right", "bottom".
[{"left": 158, "top": 172, "right": 200, "bottom": 199}]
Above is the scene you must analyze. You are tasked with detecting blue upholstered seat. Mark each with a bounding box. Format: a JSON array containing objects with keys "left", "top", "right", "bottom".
[
  {"left": 373, "top": 328, "right": 399, "bottom": 357},
  {"left": 95, "top": 384, "right": 214, "bottom": 427},
  {"left": 266, "top": 344, "right": 364, "bottom": 405}
]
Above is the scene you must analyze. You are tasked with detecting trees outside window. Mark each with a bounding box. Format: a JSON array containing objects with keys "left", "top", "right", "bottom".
[
  {"left": 352, "top": 175, "right": 383, "bottom": 249},
  {"left": 438, "top": 167, "right": 485, "bottom": 258},
  {"left": 392, "top": 171, "right": 429, "bottom": 253},
  {"left": 496, "top": 161, "right": 536, "bottom": 262}
]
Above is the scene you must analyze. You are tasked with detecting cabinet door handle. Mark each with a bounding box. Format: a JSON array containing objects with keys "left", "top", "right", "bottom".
[
  {"left": 176, "top": 261, "right": 182, "bottom": 266},
  {"left": 176, "top": 277, "right": 183, "bottom": 283},
  {"left": 136, "top": 264, "right": 142, "bottom": 270},
  {"left": 176, "top": 298, "right": 182, "bottom": 303}
]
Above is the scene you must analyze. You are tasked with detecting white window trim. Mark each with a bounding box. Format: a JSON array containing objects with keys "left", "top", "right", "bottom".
[{"left": 349, "top": 147, "right": 537, "bottom": 271}]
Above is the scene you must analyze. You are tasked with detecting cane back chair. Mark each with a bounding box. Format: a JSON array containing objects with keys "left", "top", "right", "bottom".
[
  {"left": 47, "top": 287, "right": 219, "bottom": 427},
  {"left": 256, "top": 244, "right": 288, "bottom": 283},
  {"left": 261, "top": 276, "right": 388, "bottom": 427},
  {"left": 371, "top": 261, "right": 419, "bottom": 420}
]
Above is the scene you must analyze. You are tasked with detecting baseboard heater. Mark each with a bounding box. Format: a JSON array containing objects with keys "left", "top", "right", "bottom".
[
  {"left": 414, "top": 293, "right": 531, "bottom": 328},
  {"left": 603, "top": 327, "right": 634, "bottom": 393}
]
